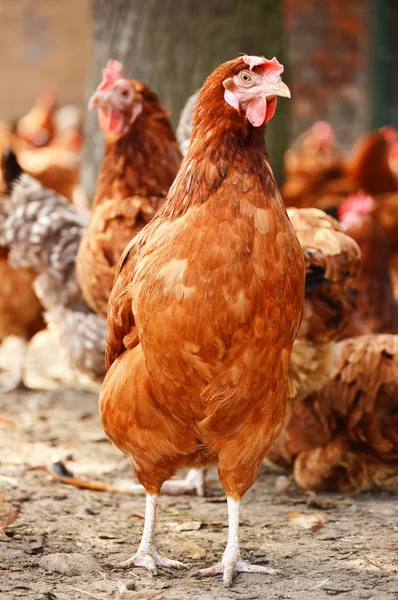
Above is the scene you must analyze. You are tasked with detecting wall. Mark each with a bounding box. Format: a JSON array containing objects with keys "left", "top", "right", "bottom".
[
  {"left": 0, "top": 0, "right": 90, "bottom": 121},
  {"left": 284, "top": 0, "right": 372, "bottom": 149}
]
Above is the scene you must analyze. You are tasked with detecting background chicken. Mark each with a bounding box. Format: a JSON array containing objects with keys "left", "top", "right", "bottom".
[
  {"left": 0, "top": 63, "right": 182, "bottom": 383},
  {"left": 76, "top": 60, "right": 182, "bottom": 318},
  {"left": 176, "top": 89, "right": 199, "bottom": 156},
  {"left": 101, "top": 55, "right": 304, "bottom": 586},
  {"left": 268, "top": 203, "right": 398, "bottom": 493},
  {"left": 338, "top": 193, "right": 398, "bottom": 334},
  {"left": 15, "top": 88, "right": 57, "bottom": 148},
  {"left": 281, "top": 121, "right": 354, "bottom": 210},
  {"left": 286, "top": 207, "right": 362, "bottom": 399},
  {"left": 0, "top": 151, "right": 106, "bottom": 383},
  {"left": 0, "top": 92, "right": 83, "bottom": 203},
  {"left": 345, "top": 127, "right": 398, "bottom": 197},
  {"left": 282, "top": 124, "right": 398, "bottom": 212},
  {"left": 0, "top": 246, "right": 45, "bottom": 391},
  {"left": 292, "top": 335, "right": 398, "bottom": 493},
  {"left": 268, "top": 208, "right": 361, "bottom": 467}
]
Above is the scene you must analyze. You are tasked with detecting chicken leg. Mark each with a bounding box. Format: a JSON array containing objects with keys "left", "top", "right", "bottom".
[
  {"left": 118, "top": 493, "right": 188, "bottom": 573},
  {"left": 194, "top": 497, "right": 277, "bottom": 587},
  {"left": 128, "top": 469, "right": 206, "bottom": 497},
  {"left": 0, "top": 338, "right": 29, "bottom": 392},
  {"left": 160, "top": 468, "right": 205, "bottom": 496}
]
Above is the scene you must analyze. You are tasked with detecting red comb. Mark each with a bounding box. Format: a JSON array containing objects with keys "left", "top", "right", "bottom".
[
  {"left": 390, "top": 140, "right": 398, "bottom": 159},
  {"left": 311, "top": 121, "right": 334, "bottom": 145},
  {"left": 382, "top": 125, "right": 398, "bottom": 144},
  {"left": 338, "top": 192, "right": 374, "bottom": 221},
  {"left": 243, "top": 55, "right": 284, "bottom": 75},
  {"left": 98, "top": 60, "right": 123, "bottom": 91}
]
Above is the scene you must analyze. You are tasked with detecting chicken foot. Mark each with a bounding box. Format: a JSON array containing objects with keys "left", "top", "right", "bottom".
[
  {"left": 194, "top": 497, "right": 277, "bottom": 587},
  {"left": 117, "top": 493, "right": 188, "bottom": 573},
  {"left": 160, "top": 468, "right": 205, "bottom": 496},
  {"left": 128, "top": 469, "right": 206, "bottom": 497},
  {"left": 0, "top": 338, "right": 30, "bottom": 392}
]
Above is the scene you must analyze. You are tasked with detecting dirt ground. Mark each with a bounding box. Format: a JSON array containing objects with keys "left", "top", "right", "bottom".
[{"left": 0, "top": 333, "right": 397, "bottom": 600}]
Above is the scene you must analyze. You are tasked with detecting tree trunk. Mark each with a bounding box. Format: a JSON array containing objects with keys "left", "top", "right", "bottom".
[{"left": 82, "top": 0, "right": 288, "bottom": 201}]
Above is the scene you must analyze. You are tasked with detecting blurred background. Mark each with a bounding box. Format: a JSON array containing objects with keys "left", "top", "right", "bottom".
[{"left": 0, "top": 0, "right": 397, "bottom": 191}]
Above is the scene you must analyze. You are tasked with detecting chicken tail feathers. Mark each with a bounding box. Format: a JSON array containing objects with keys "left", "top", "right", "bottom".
[{"left": 1, "top": 148, "right": 24, "bottom": 193}]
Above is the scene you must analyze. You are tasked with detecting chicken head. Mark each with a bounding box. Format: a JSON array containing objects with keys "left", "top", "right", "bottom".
[
  {"left": 89, "top": 60, "right": 143, "bottom": 137},
  {"left": 223, "top": 55, "right": 290, "bottom": 126}
]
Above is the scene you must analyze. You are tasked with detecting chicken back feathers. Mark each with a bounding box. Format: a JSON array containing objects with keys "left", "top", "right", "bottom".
[
  {"left": 293, "top": 335, "right": 398, "bottom": 492},
  {"left": 101, "top": 56, "right": 305, "bottom": 499},
  {"left": 76, "top": 75, "right": 182, "bottom": 319},
  {"left": 0, "top": 248, "right": 45, "bottom": 343},
  {"left": 285, "top": 208, "right": 361, "bottom": 401}
]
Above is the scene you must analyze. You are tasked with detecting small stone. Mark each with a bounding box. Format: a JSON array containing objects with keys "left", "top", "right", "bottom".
[
  {"left": 175, "top": 521, "right": 202, "bottom": 531},
  {"left": 183, "top": 542, "right": 206, "bottom": 559},
  {"left": 26, "top": 535, "right": 45, "bottom": 555},
  {"left": 125, "top": 581, "right": 136, "bottom": 591},
  {"left": 40, "top": 553, "right": 100, "bottom": 575}
]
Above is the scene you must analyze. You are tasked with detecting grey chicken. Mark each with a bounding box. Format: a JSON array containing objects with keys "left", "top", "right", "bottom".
[{"left": 0, "top": 150, "right": 106, "bottom": 382}]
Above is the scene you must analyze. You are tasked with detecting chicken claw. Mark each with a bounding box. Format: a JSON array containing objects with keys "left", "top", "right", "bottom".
[
  {"left": 193, "top": 551, "right": 277, "bottom": 587},
  {"left": 116, "top": 493, "right": 188, "bottom": 575},
  {"left": 117, "top": 548, "right": 188, "bottom": 574},
  {"left": 194, "top": 497, "right": 278, "bottom": 587},
  {"left": 160, "top": 469, "right": 205, "bottom": 497}
]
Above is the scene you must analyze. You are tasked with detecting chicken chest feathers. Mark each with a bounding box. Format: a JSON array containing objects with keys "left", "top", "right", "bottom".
[{"left": 102, "top": 57, "right": 305, "bottom": 497}]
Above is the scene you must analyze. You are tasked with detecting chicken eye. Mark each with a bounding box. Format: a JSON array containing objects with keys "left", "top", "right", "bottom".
[
  {"left": 121, "top": 89, "right": 129, "bottom": 98},
  {"left": 240, "top": 72, "right": 252, "bottom": 83}
]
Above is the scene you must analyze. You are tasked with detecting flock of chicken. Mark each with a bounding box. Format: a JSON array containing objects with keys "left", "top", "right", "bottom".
[{"left": 0, "top": 54, "right": 397, "bottom": 584}]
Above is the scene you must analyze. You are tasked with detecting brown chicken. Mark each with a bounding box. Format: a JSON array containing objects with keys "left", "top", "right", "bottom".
[
  {"left": 285, "top": 207, "right": 362, "bottom": 401},
  {"left": 100, "top": 55, "right": 304, "bottom": 585},
  {"left": 291, "top": 335, "right": 398, "bottom": 493},
  {"left": 16, "top": 88, "right": 57, "bottom": 147},
  {"left": 0, "top": 247, "right": 45, "bottom": 391},
  {"left": 76, "top": 60, "right": 182, "bottom": 318},
  {"left": 338, "top": 193, "right": 398, "bottom": 334},
  {"left": 345, "top": 127, "right": 398, "bottom": 197},
  {"left": 0, "top": 125, "right": 81, "bottom": 202},
  {"left": 268, "top": 204, "right": 398, "bottom": 492},
  {"left": 281, "top": 121, "right": 354, "bottom": 210},
  {"left": 282, "top": 125, "right": 398, "bottom": 211}
]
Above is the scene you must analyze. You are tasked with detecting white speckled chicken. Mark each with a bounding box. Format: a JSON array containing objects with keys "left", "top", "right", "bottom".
[{"left": 0, "top": 152, "right": 106, "bottom": 382}]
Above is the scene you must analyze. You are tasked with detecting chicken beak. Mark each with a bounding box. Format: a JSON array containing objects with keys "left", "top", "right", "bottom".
[
  {"left": 88, "top": 90, "right": 112, "bottom": 110},
  {"left": 264, "top": 81, "right": 291, "bottom": 99}
]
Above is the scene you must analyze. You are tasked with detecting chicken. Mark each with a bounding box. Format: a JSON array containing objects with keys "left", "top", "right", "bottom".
[
  {"left": 282, "top": 125, "right": 398, "bottom": 212},
  {"left": 100, "top": 54, "right": 304, "bottom": 585},
  {"left": 345, "top": 127, "right": 398, "bottom": 197},
  {"left": 176, "top": 89, "right": 200, "bottom": 156},
  {"left": 281, "top": 122, "right": 355, "bottom": 210},
  {"left": 285, "top": 207, "right": 361, "bottom": 400},
  {"left": 338, "top": 193, "right": 398, "bottom": 334},
  {"left": 267, "top": 205, "right": 398, "bottom": 493},
  {"left": 291, "top": 335, "right": 398, "bottom": 493},
  {"left": 0, "top": 123, "right": 81, "bottom": 202},
  {"left": 0, "top": 246, "right": 45, "bottom": 391},
  {"left": 76, "top": 60, "right": 182, "bottom": 319},
  {"left": 0, "top": 150, "right": 106, "bottom": 382},
  {"left": 16, "top": 88, "right": 57, "bottom": 147},
  {"left": 267, "top": 208, "right": 361, "bottom": 467},
  {"left": 15, "top": 146, "right": 80, "bottom": 202}
]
